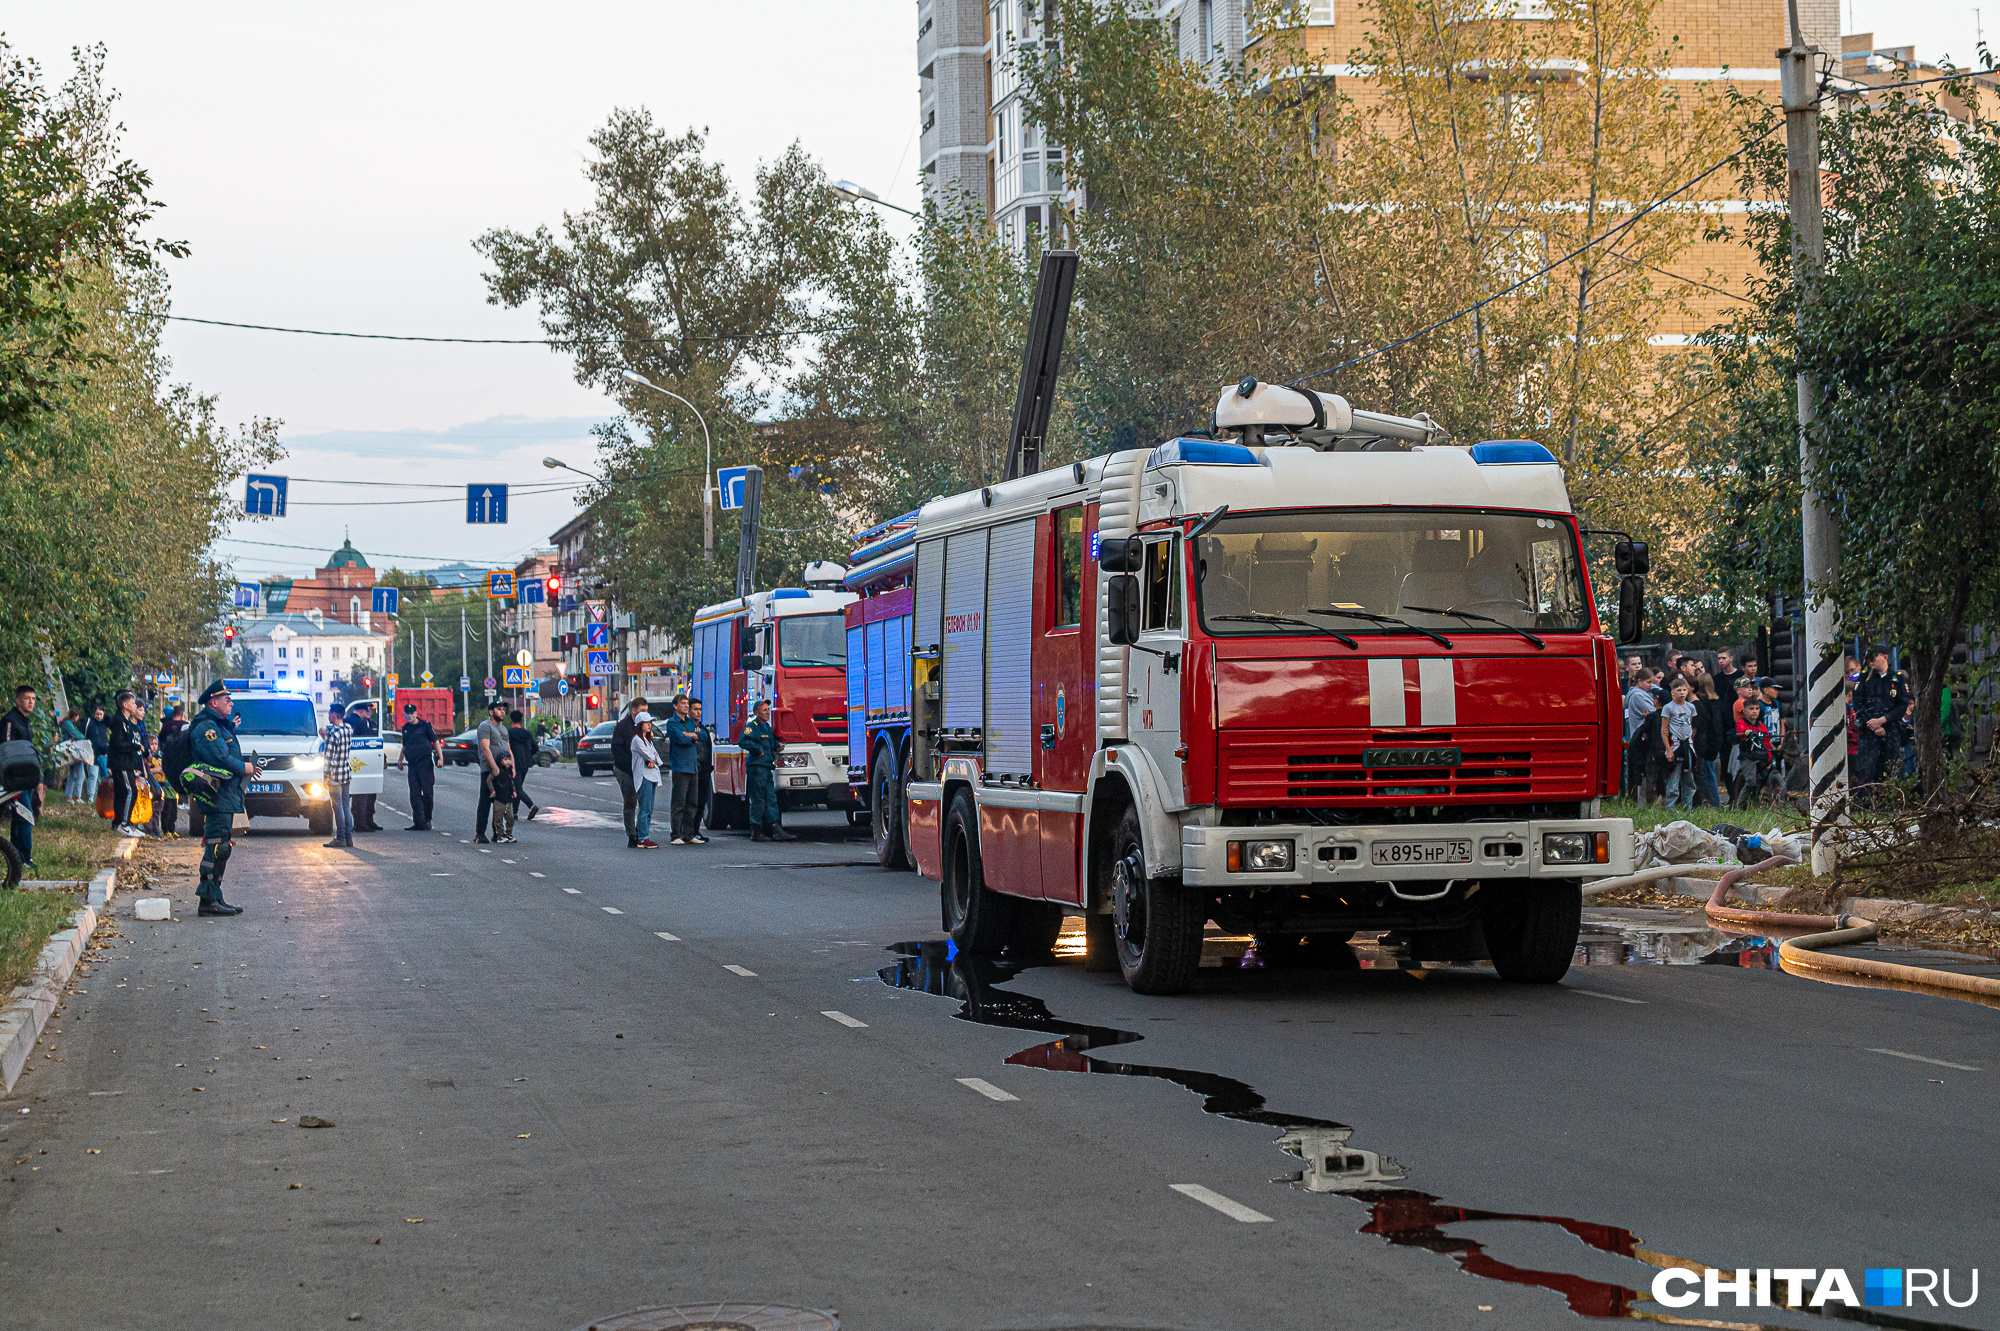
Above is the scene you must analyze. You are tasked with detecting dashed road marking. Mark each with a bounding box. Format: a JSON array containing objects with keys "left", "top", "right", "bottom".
[
  {"left": 478, "top": 849, "right": 492, "bottom": 854},
  {"left": 501, "top": 859, "right": 515, "bottom": 864},
  {"left": 723, "top": 964, "right": 757, "bottom": 977},
  {"left": 956, "top": 1077, "right": 1017, "bottom": 1102},
  {"left": 821, "top": 1011, "right": 868, "bottom": 1028},
  {"left": 655, "top": 932, "right": 680, "bottom": 941},
  {"left": 1570, "top": 987, "right": 1646, "bottom": 1005},
  {"left": 601, "top": 907, "right": 623, "bottom": 915},
  {"left": 529, "top": 872, "right": 545, "bottom": 878},
  {"left": 1868, "top": 1047, "right": 1982, "bottom": 1071},
  {"left": 1170, "top": 1183, "right": 1274, "bottom": 1223},
  {"left": 563, "top": 888, "right": 582, "bottom": 895},
  {"left": 431, "top": 873, "right": 453, "bottom": 877}
]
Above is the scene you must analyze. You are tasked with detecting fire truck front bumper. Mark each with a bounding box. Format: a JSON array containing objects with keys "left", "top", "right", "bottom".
[{"left": 1180, "top": 817, "right": 1635, "bottom": 889}]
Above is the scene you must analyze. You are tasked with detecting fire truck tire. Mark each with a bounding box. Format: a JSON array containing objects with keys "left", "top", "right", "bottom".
[
  {"left": 1082, "top": 915, "right": 1119, "bottom": 972},
  {"left": 941, "top": 790, "right": 1014, "bottom": 953},
  {"left": 870, "top": 747, "right": 909, "bottom": 869},
  {"left": 1482, "top": 880, "right": 1583, "bottom": 983},
  {"left": 1007, "top": 901, "right": 1065, "bottom": 959},
  {"left": 1111, "top": 804, "right": 1204, "bottom": 995}
]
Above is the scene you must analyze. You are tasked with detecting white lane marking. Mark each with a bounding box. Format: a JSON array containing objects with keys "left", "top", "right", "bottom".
[
  {"left": 1170, "top": 1183, "right": 1274, "bottom": 1223},
  {"left": 501, "top": 859, "right": 515, "bottom": 864},
  {"left": 478, "top": 849, "right": 492, "bottom": 854},
  {"left": 601, "top": 906, "right": 623, "bottom": 915},
  {"left": 1570, "top": 987, "right": 1646, "bottom": 1005},
  {"left": 379, "top": 803, "right": 405, "bottom": 816},
  {"left": 529, "top": 872, "right": 545, "bottom": 878},
  {"left": 723, "top": 964, "right": 757, "bottom": 977},
  {"left": 655, "top": 932, "right": 680, "bottom": 941},
  {"left": 431, "top": 873, "right": 453, "bottom": 877},
  {"left": 562, "top": 888, "right": 582, "bottom": 895},
  {"left": 87, "top": 1090, "right": 124, "bottom": 1096},
  {"left": 956, "top": 1077, "right": 1018, "bottom": 1102},
  {"left": 1868, "top": 1047, "right": 1982, "bottom": 1072},
  {"left": 821, "top": 1010, "right": 868, "bottom": 1028}
]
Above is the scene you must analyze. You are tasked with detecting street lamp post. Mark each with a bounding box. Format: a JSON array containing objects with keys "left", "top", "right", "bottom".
[
  {"left": 618, "top": 370, "right": 716, "bottom": 562},
  {"left": 831, "top": 179, "right": 919, "bottom": 217}
]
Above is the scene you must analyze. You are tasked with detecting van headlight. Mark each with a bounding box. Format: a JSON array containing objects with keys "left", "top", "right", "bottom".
[{"left": 1226, "top": 839, "right": 1293, "bottom": 872}]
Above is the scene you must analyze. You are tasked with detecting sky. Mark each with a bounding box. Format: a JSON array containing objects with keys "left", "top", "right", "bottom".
[
  {"left": 6, "top": 2, "right": 922, "bottom": 581},
  {"left": 5, "top": 0, "right": 1985, "bottom": 583}
]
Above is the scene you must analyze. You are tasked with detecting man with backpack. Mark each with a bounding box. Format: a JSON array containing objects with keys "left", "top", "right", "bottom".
[
  {"left": 175, "top": 681, "right": 262, "bottom": 917},
  {"left": 0, "top": 685, "right": 43, "bottom": 871}
]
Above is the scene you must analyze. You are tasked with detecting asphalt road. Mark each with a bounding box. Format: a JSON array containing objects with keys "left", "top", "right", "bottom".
[{"left": 2, "top": 762, "right": 1996, "bottom": 1331}]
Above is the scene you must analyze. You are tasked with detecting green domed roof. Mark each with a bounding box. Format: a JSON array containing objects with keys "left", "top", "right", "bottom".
[{"left": 325, "top": 539, "right": 370, "bottom": 570}]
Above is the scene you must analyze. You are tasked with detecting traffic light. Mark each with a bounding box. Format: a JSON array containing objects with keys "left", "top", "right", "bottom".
[
  {"left": 223, "top": 625, "right": 237, "bottom": 644},
  {"left": 546, "top": 573, "right": 562, "bottom": 597},
  {"left": 587, "top": 692, "right": 601, "bottom": 710},
  {"left": 362, "top": 676, "right": 373, "bottom": 689}
]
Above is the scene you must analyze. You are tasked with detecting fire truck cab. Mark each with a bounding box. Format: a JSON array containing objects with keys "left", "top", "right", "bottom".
[
  {"left": 691, "top": 566, "right": 860, "bottom": 827},
  {"left": 890, "top": 380, "right": 1634, "bottom": 994}
]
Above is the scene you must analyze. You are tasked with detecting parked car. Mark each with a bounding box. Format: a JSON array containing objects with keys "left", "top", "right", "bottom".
[
  {"left": 574, "top": 720, "right": 617, "bottom": 777},
  {"left": 442, "top": 728, "right": 480, "bottom": 766},
  {"left": 535, "top": 734, "right": 561, "bottom": 766}
]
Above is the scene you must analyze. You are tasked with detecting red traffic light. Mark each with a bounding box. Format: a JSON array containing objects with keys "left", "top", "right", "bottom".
[
  {"left": 362, "top": 676, "right": 373, "bottom": 688},
  {"left": 587, "top": 692, "right": 600, "bottom": 709},
  {"left": 223, "top": 625, "right": 237, "bottom": 643},
  {"left": 547, "top": 573, "right": 563, "bottom": 596}
]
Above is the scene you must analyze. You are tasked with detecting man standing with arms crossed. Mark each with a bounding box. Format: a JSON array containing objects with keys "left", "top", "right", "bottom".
[
  {"left": 397, "top": 702, "right": 441, "bottom": 830},
  {"left": 690, "top": 696, "right": 714, "bottom": 844},
  {"left": 662, "top": 693, "right": 701, "bottom": 845},
  {"left": 185, "top": 681, "right": 259, "bottom": 916}
]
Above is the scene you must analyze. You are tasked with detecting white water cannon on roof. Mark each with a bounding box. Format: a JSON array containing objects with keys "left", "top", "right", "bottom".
[{"left": 1214, "top": 377, "right": 1447, "bottom": 452}]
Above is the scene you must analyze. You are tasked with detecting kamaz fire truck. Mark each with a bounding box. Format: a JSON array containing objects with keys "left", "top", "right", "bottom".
[
  {"left": 842, "top": 378, "right": 1635, "bottom": 994},
  {"left": 690, "top": 565, "right": 861, "bottom": 828}
]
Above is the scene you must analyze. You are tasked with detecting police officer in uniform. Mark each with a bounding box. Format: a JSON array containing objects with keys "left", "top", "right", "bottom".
[
  {"left": 346, "top": 701, "right": 382, "bottom": 831},
  {"left": 186, "top": 681, "right": 260, "bottom": 916},
  {"left": 742, "top": 699, "right": 792, "bottom": 841},
  {"left": 397, "top": 702, "right": 441, "bottom": 830}
]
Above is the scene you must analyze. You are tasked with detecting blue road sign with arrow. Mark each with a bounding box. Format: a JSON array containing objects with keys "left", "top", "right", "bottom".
[
  {"left": 718, "top": 466, "right": 751, "bottom": 511},
  {"left": 586, "top": 622, "right": 609, "bottom": 647},
  {"left": 244, "top": 474, "right": 288, "bottom": 517},
  {"left": 371, "top": 587, "right": 400, "bottom": 614},
  {"left": 233, "top": 583, "right": 261, "bottom": 609},
  {"left": 467, "top": 484, "right": 508, "bottom": 523},
  {"left": 517, "top": 577, "right": 544, "bottom": 604}
]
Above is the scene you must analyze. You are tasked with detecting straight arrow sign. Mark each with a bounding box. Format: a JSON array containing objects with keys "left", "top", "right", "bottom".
[{"left": 467, "top": 484, "right": 509, "bottom": 524}]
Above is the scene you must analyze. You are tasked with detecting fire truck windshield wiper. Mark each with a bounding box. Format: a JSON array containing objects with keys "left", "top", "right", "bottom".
[
  {"left": 1401, "top": 605, "right": 1546, "bottom": 650},
  {"left": 1305, "top": 607, "right": 1454, "bottom": 649},
  {"left": 1208, "top": 613, "right": 1359, "bottom": 648}
]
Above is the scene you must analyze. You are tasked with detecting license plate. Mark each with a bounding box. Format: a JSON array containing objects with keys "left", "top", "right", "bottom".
[
  {"left": 1371, "top": 838, "right": 1471, "bottom": 866},
  {"left": 248, "top": 782, "right": 285, "bottom": 794}
]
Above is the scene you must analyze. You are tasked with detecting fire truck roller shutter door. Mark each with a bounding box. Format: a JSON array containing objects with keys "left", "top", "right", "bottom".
[
  {"left": 887, "top": 615, "right": 909, "bottom": 713},
  {"left": 985, "top": 518, "right": 1038, "bottom": 777},
  {"left": 943, "top": 529, "right": 989, "bottom": 733},
  {"left": 1096, "top": 449, "right": 1147, "bottom": 742},
  {"left": 866, "top": 620, "right": 886, "bottom": 716},
  {"left": 915, "top": 540, "right": 945, "bottom": 655},
  {"left": 847, "top": 624, "right": 866, "bottom": 759}
]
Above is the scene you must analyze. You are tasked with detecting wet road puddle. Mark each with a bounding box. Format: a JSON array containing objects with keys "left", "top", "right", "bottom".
[
  {"left": 1579, "top": 908, "right": 2000, "bottom": 988},
  {"left": 878, "top": 939, "right": 1978, "bottom": 1330}
]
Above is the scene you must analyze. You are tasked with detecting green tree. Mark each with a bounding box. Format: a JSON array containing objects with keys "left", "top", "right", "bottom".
[{"left": 1697, "top": 82, "right": 2000, "bottom": 798}]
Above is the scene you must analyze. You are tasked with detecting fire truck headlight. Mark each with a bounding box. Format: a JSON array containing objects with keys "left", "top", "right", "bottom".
[
  {"left": 1541, "top": 832, "right": 1590, "bottom": 865},
  {"left": 777, "top": 753, "right": 810, "bottom": 768},
  {"left": 1227, "top": 839, "right": 1293, "bottom": 872}
]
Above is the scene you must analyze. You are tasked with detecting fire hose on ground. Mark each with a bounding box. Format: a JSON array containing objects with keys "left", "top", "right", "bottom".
[{"left": 1580, "top": 856, "right": 2000, "bottom": 1004}]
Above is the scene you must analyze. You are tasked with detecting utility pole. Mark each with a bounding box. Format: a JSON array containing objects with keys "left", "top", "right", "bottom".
[
  {"left": 460, "top": 601, "right": 469, "bottom": 726},
  {"left": 484, "top": 593, "right": 493, "bottom": 706},
  {"left": 1783, "top": 0, "right": 1845, "bottom": 876},
  {"left": 734, "top": 465, "right": 764, "bottom": 600}
]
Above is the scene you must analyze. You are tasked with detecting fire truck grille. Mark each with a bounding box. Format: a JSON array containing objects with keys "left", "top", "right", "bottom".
[
  {"left": 812, "top": 712, "right": 847, "bottom": 742},
  {"left": 1219, "top": 729, "right": 1595, "bottom": 805}
]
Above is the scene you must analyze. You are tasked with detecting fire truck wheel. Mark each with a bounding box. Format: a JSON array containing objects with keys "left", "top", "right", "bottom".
[
  {"left": 941, "top": 789, "right": 1014, "bottom": 953},
  {"left": 1082, "top": 915, "right": 1119, "bottom": 972},
  {"left": 870, "top": 747, "right": 909, "bottom": 869},
  {"left": 1481, "top": 880, "right": 1583, "bottom": 983},
  {"left": 1007, "top": 901, "right": 1065, "bottom": 959},
  {"left": 1110, "top": 804, "right": 1204, "bottom": 995}
]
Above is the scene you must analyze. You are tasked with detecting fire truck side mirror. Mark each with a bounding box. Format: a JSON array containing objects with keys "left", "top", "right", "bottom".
[
  {"left": 1616, "top": 575, "right": 1645, "bottom": 644},
  {"left": 1107, "top": 575, "right": 1141, "bottom": 645},
  {"left": 740, "top": 653, "right": 765, "bottom": 672},
  {"left": 1099, "top": 537, "right": 1143, "bottom": 573},
  {"left": 1614, "top": 540, "right": 1650, "bottom": 577}
]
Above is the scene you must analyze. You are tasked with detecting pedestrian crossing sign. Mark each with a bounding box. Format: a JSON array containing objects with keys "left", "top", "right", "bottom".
[
  {"left": 487, "top": 571, "right": 515, "bottom": 598},
  {"left": 503, "top": 666, "right": 528, "bottom": 688},
  {"left": 586, "top": 649, "right": 610, "bottom": 675}
]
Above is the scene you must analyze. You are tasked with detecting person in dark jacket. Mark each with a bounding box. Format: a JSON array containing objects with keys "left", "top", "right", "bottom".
[
  {"left": 690, "top": 697, "right": 714, "bottom": 842},
  {"left": 1853, "top": 649, "right": 1910, "bottom": 802},
  {"left": 345, "top": 701, "right": 382, "bottom": 831},
  {"left": 742, "top": 699, "right": 790, "bottom": 841},
  {"left": 507, "top": 710, "right": 540, "bottom": 821},
  {"left": 157, "top": 706, "right": 185, "bottom": 835},
  {"left": 0, "top": 684, "right": 43, "bottom": 869},
  {"left": 186, "top": 681, "right": 261, "bottom": 915},
  {"left": 108, "top": 690, "right": 149, "bottom": 836},
  {"left": 1688, "top": 668, "right": 1728, "bottom": 808},
  {"left": 397, "top": 703, "right": 441, "bottom": 830},
  {"left": 85, "top": 703, "right": 109, "bottom": 801},
  {"left": 611, "top": 699, "right": 644, "bottom": 848}
]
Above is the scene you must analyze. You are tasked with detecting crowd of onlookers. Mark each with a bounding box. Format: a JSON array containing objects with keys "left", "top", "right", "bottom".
[{"left": 1620, "top": 645, "right": 1939, "bottom": 811}]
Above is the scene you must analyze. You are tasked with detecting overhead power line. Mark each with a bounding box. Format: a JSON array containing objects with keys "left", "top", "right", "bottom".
[{"left": 128, "top": 312, "right": 853, "bottom": 344}]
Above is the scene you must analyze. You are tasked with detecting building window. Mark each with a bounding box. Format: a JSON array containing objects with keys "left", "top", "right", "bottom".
[
  {"left": 314, "top": 647, "right": 322, "bottom": 660},
  {"left": 277, "top": 647, "right": 287, "bottom": 659},
  {"left": 1308, "top": 1, "right": 1334, "bottom": 22},
  {"left": 1200, "top": 0, "right": 1212, "bottom": 55},
  {"left": 315, "top": 670, "right": 324, "bottom": 682}
]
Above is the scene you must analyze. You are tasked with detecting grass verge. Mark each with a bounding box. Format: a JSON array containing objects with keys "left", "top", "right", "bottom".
[
  {"left": 1, "top": 795, "right": 120, "bottom": 993},
  {"left": 1601, "top": 797, "right": 1810, "bottom": 835},
  {"left": 0, "top": 888, "right": 83, "bottom": 993}
]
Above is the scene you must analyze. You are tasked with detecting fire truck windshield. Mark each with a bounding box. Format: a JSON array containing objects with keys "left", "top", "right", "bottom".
[
  {"left": 777, "top": 613, "right": 847, "bottom": 668},
  {"left": 1193, "top": 508, "right": 1588, "bottom": 637}
]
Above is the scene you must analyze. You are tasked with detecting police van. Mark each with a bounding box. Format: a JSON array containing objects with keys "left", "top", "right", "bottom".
[{"left": 229, "top": 692, "right": 381, "bottom": 836}]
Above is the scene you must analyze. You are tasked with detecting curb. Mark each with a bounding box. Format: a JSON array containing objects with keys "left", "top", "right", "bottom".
[
  {"left": 87, "top": 867, "right": 117, "bottom": 907},
  {"left": 113, "top": 836, "right": 138, "bottom": 861},
  {"left": 0, "top": 900, "right": 101, "bottom": 1094}
]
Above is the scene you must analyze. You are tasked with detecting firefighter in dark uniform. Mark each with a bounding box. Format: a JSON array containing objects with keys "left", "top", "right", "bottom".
[
  {"left": 186, "top": 680, "right": 260, "bottom": 916},
  {"left": 742, "top": 699, "right": 791, "bottom": 841}
]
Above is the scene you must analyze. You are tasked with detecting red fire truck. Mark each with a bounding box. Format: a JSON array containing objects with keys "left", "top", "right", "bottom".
[
  {"left": 691, "top": 567, "right": 861, "bottom": 827},
  {"left": 848, "top": 379, "right": 1635, "bottom": 994}
]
